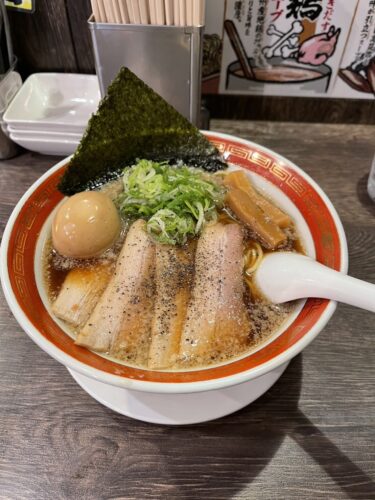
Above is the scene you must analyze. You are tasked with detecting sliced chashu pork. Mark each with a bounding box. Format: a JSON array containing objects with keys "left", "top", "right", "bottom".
[
  {"left": 76, "top": 219, "right": 155, "bottom": 358},
  {"left": 180, "top": 223, "right": 250, "bottom": 363},
  {"left": 148, "top": 242, "right": 195, "bottom": 369},
  {"left": 109, "top": 221, "right": 155, "bottom": 365},
  {"left": 52, "top": 264, "right": 112, "bottom": 328}
]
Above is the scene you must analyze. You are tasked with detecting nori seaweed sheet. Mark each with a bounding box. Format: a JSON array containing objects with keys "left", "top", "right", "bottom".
[{"left": 58, "top": 67, "right": 227, "bottom": 195}]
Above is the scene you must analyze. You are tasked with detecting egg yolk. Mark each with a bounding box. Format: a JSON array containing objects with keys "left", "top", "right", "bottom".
[{"left": 52, "top": 191, "right": 121, "bottom": 259}]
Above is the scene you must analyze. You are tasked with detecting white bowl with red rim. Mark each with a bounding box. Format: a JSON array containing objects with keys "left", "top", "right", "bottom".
[{"left": 0, "top": 132, "right": 348, "bottom": 424}]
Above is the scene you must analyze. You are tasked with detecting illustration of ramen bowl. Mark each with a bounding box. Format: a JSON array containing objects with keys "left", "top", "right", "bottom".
[{"left": 226, "top": 56, "right": 331, "bottom": 94}]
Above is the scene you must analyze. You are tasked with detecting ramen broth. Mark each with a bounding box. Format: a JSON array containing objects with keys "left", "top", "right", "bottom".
[
  {"left": 233, "top": 66, "right": 322, "bottom": 82},
  {"left": 44, "top": 173, "right": 304, "bottom": 371}
]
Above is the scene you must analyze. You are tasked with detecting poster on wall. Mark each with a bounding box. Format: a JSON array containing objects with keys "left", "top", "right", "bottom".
[
  {"left": 333, "top": 0, "right": 375, "bottom": 98},
  {"left": 202, "top": 0, "right": 375, "bottom": 99},
  {"left": 219, "top": 0, "right": 358, "bottom": 97}
]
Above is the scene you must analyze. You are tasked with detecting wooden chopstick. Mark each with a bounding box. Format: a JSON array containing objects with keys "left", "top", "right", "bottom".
[
  {"left": 103, "top": 0, "right": 115, "bottom": 22},
  {"left": 155, "top": 0, "right": 165, "bottom": 24},
  {"left": 149, "top": 0, "right": 157, "bottom": 24},
  {"left": 126, "top": 0, "right": 134, "bottom": 22},
  {"left": 131, "top": 0, "right": 142, "bottom": 23},
  {"left": 91, "top": 0, "right": 101, "bottom": 22},
  {"left": 192, "top": 0, "right": 199, "bottom": 26},
  {"left": 186, "top": 0, "right": 193, "bottom": 26},
  {"left": 173, "top": 0, "right": 180, "bottom": 25},
  {"left": 118, "top": 0, "right": 129, "bottom": 22},
  {"left": 178, "top": 0, "right": 185, "bottom": 26},
  {"left": 139, "top": 0, "right": 149, "bottom": 23},
  {"left": 94, "top": 0, "right": 204, "bottom": 25},
  {"left": 164, "top": 0, "right": 173, "bottom": 25},
  {"left": 224, "top": 20, "right": 254, "bottom": 79},
  {"left": 112, "top": 0, "right": 122, "bottom": 22},
  {"left": 96, "top": 0, "right": 108, "bottom": 21},
  {"left": 199, "top": 0, "right": 204, "bottom": 25}
]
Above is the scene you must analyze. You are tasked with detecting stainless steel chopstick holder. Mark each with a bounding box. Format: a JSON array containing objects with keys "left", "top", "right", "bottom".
[{"left": 88, "top": 16, "right": 204, "bottom": 126}]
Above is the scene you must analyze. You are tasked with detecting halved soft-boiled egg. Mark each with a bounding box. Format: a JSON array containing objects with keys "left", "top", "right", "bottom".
[{"left": 52, "top": 191, "right": 121, "bottom": 259}]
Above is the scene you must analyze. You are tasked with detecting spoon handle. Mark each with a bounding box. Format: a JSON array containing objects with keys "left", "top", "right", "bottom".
[
  {"left": 256, "top": 253, "right": 375, "bottom": 313},
  {"left": 304, "top": 261, "right": 375, "bottom": 312}
]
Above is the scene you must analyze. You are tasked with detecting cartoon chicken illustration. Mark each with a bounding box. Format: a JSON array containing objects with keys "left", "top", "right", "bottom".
[
  {"left": 298, "top": 26, "right": 341, "bottom": 65},
  {"left": 263, "top": 21, "right": 341, "bottom": 66}
]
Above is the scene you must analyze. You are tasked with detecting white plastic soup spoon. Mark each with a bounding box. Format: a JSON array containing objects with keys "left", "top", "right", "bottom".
[{"left": 254, "top": 252, "right": 375, "bottom": 313}]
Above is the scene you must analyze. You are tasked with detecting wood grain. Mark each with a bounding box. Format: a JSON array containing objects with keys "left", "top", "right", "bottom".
[
  {"left": 65, "top": 0, "right": 95, "bottom": 74},
  {"left": 7, "top": 0, "right": 77, "bottom": 75},
  {"left": 1, "top": 122, "right": 374, "bottom": 499}
]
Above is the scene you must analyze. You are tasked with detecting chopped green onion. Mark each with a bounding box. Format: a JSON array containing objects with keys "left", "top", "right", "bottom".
[{"left": 116, "top": 159, "right": 224, "bottom": 245}]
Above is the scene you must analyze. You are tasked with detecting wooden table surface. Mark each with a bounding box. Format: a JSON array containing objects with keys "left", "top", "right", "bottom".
[{"left": 0, "top": 121, "right": 374, "bottom": 500}]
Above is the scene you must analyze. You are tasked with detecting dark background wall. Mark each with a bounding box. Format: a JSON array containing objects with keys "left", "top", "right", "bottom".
[{"left": 8, "top": 0, "right": 375, "bottom": 124}]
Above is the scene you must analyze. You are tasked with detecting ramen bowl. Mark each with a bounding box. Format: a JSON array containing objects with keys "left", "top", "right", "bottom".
[
  {"left": 226, "top": 56, "right": 331, "bottom": 94},
  {"left": 0, "top": 132, "right": 347, "bottom": 425}
]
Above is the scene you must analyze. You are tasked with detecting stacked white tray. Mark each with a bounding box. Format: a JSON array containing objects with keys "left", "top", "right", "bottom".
[{"left": 3, "top": 73, "right": 100, "bottom": 155}]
